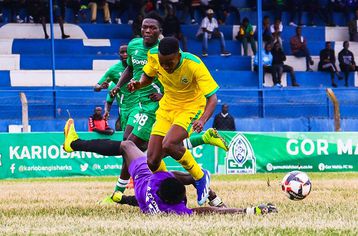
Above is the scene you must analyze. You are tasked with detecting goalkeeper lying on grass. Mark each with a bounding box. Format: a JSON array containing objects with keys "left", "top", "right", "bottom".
[{"left": 64, "top": 120, "right": 277, "bottom": 215}]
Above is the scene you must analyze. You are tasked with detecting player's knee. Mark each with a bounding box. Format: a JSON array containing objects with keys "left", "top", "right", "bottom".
[
  {"left": 120, "top": 140, "right": 135, "bottom": 152},
  {"left": 162, "top": 140, "right": 175, "bottom": 154},
  {"left": 147, "top": 158, "right": 160, "bottom": 172}
]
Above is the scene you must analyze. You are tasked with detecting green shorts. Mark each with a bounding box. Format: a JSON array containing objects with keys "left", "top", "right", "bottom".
[
  {"left": 121, "top": 107, "right": 141, "bottom": 129},
  {"left": 131, "top": 101, "right": 158, "bottom": 142}
]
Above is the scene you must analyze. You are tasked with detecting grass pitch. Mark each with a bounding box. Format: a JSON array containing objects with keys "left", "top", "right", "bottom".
[{"left": 1, "top": 173, "right": 358, "bottom": 235}]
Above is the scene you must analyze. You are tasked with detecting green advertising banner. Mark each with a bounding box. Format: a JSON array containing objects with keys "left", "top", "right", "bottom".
[
  {"left": 218, "top": 132, "right": 358, "bottom": 174},
  {"left": 0, "top": 132, "right": 357, "bottom": 179},
  {"left": 0, "top": 132, "right": 215, "bottom": 179}
]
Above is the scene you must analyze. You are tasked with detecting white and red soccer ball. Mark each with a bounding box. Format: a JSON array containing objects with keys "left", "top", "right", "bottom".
[{"left": 281, "top": 171, "right": 312, "bottom": 200}]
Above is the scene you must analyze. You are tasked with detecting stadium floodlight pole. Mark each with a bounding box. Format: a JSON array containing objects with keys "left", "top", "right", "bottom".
[
  {"left": 257, "top": 0, "right": 263, "bottom": 89},
  {"left": 49, "top": 0, "right": 57, "bottom": 117}
]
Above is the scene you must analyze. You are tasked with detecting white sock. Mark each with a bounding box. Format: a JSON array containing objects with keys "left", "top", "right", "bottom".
[{"left": 183, "top": 138, "right": 193, "bottom": 149}]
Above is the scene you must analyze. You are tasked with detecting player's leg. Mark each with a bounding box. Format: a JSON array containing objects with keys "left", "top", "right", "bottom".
[
  {"left": 184, "top": 128, "right": 229, "bottom": 151},
  {"left": 146, "top": 134, "right": 167, "bottom": 172},
  {"left": 163, "top": 124, "right": 210, "bottom": 205},
  {"left": 63, "top": 119, "right": 122, "bottom": 155}
]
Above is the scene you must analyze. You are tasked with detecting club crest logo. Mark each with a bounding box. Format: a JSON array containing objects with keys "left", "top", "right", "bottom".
[
  {"left": 181, "top": 76, "right": 189, "bottom": 84},
  {"left": 226, "top": 134, "right": 256, "bottom": 174}
]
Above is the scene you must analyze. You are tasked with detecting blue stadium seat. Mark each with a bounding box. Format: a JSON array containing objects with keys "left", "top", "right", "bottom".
[
  {"left": 213, "top": 71, "right": 258, "bottom": 88},
  {"left": 202, "top": 56, "right": 251, "bottom": 71}
]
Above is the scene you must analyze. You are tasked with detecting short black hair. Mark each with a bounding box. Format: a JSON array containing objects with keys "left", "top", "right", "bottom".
[
  {"left": 157, "top": 177, "right": 186, "bottom": 205},
  {"left": 144, "top": 11, "right": 163, "bottom": 28},
  {"left": 159, "top": 37, "right": 179, "bottom": 56}
]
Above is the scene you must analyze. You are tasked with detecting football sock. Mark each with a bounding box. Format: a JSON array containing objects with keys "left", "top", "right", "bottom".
[
  {"left": 120, "top": 195, "right": 139, "bottom": 207},
  {"left": 114, "top": 178, "right": 129, "bottom": 192},
  {"left": 153, "top": 160, "right": 167, "bottom": 173},
  {"left": 177, "top": 149, "right": 204, "bottom": 180},
  {"left": 187, "top": 134, "right": 204, "bottom": 148},
  {"left": 71, "top": 139, "right": 122, "bottom": 156}
]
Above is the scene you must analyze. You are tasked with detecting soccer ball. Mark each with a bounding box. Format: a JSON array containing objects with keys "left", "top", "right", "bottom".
[{"left": 281, "top": 171, "right": 312, "bottom": 200}]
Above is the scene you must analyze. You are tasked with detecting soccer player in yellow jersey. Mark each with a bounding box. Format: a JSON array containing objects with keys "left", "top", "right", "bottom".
[{"left": 128, "top": 37, "right": 219, "bottom": 205}]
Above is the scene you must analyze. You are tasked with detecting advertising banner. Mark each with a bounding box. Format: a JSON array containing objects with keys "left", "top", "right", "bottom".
[
  {"left": 0, "top": 132, "right": 215, "bottom": 179},
  {"left": 0, "top": 132, "right": 357, "bottom": 179},
  {"left": 219, "top": 132, "right": 358, "bottom": 174}
]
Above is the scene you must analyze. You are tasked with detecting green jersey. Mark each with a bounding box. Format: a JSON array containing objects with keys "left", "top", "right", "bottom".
[
  {"left": 127, "top": 38, "right": 164, "bottom": 107},
  {"left": 98, "top": 61, "right": 139, "bottom": 111}
]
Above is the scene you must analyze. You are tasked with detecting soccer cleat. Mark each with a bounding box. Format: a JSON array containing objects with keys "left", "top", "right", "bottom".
[
  {"left": 202, "top": 128, "right": 229, "bottom": 151},
  {"left": 247, "top": 203, "right": 278, "bottom": 215},
  {"left": 63, "top": 118, "right": 78, "bottom": 152},
  {"left": 111, "top": 191, "right": 123, "bottom": 203},
  {"left": 195, "top": 169, "right": 211, "bottom": 206},
  {"left": 97, "top": 191, "right": 123, "bottom": 205},
  {"left": 97, "top": 195, "right": 115, "bottom": 205},
  {"left": 208, "top": 196, "right": 227, "bottom": 208}
]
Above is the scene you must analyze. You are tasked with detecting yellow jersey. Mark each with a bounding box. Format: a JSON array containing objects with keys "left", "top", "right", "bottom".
[{"left": 143, "top": 49, "right": 219, "bottom": 110}]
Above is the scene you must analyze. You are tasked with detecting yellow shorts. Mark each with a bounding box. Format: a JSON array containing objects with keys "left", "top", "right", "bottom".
[{"left": 151, "top": 107, "right": 204, "bottom": 137}]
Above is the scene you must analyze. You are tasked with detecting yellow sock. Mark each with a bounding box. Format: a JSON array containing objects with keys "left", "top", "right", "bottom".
[
  {"left": 153, "top": 160, "right": 167, "bottom": 173},
  {"left": 177, "top": 149, "right": 204, "bottom": 180}
]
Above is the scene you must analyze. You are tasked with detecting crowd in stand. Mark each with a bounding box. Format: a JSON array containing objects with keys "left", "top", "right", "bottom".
[{"left": 1, "top": 0, "right": 358, "bottom": 87}]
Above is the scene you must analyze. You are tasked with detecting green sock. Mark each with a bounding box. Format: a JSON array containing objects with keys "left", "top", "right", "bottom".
[
  {"left": 188, "top": 133, "right": 204, "bottom": 148},
  {"left": 114, "top": 178, "right": 129, "bottom": 193}
]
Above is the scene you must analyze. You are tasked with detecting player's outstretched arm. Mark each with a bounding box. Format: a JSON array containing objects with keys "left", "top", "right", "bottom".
[
  {"left": 191, "top": 203, "right": 278, "bottom": 215},
  {"left": 111, "top": 66, "right": 133, "bottom": 96},
  {"left": 104, "top": 101, "right": 113, "bottom": 120},
  {"left": 192, "top": 94, "right": 218, "bottom": 133}
]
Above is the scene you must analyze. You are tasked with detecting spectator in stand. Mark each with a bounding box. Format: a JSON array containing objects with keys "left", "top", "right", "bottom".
[
  {"left": 88, "top": 0, "right": 111, "bottom": 23},
  {"left": 141, "top": 0, "right": 156, "bottom": 16},
  {"left": 318, "top": 42, "right": 343, "bottom": 87},
  {"left": 27, "top": 0, "right": 70, "bottom": 39},
  {"left": 212, "top": 104, "right": 236, "bottom": 131},
  {"left": 272, "top": 42, "right": 300, "bottom": 87},
  {"left": 211, "top": 0, "right": 240, "bottom": 25},
  {"left": 271, "top": 18, "right": 283, "bottom": 48},
  {"left": 196, "top": 8, "right": 231, "bottom": 57},
  {"left": 88, "top": 107, "right": 114, "bottom": 135},
  {"left": 236, "top": 17, "right": 256, "bottom": 56},
  {"left": 254, "top": 16, "right": 273, "bottom": 45},
  {"left": 163, "top": 6, "right": 188, "bottom": 51},
  {"left": 188, "top": 0, "right": 204, "bottom": 24},
  {"left": 348, "top": 9, "right": 358, "bottom": 41},
  {"left": 338, "top": 41, "right": 358, "bottom": 87},
  {"left": 288, "top": 0, "right": 303, "bottom": 26},
  {"left": 254, "top": 43, "right": 277, "bottom": 87},
  {"left": 290, "top": 26, "right": 314, "bottom": 72},
  {"left": 65, "top": 0, "right": 87, "bottom": 23}
]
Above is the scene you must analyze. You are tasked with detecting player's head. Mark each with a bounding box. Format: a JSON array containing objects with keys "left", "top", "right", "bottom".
[
  {"left": 343, "top": 41, "right": 349, "bottom": 49},
  {"left": 119, "top": 45, "right": 128, "bottom": 62},
  {"left": 157, "top": 177, "right": 186, "bottom": 205},
  {"left": 142, "top": 12, "right": 162, "bottom": 46},
  {"left": 158, "top": 37, "right": 180, "bottom": 74}
]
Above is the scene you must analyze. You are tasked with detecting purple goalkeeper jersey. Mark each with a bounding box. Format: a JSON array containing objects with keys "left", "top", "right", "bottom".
[{"left": 129, "top": 157, "right": 193, "bottom": 215}]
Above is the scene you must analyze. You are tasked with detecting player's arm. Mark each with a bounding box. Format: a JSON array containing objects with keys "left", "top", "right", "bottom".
[
  {"left": 193, "top": 94, "right": 217, "bottom": 133},
  {"left": 104, "top": 101, "right": 113, "bottom": 120},
  {"left": 111, "top": 66, "right": 133, "bottom": 96},
  {"left": 94, "top": 69, "right": 112, "bottom": 92},
  {"left": 193, "top": 61, "right": 219, "bottom": 132},
  {"left": 127, "top": 73, "right": 154, "bottom": 92},
  {"left": 128, "top": 52, "right": 157, "bottom": 91}
]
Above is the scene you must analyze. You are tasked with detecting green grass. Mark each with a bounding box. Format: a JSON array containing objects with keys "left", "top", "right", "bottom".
[{"left": 1, "top": 173, "right": 357, "bottom": 235}]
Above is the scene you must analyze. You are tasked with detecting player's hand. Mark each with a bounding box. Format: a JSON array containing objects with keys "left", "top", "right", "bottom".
[
  {"left": 103, "top": 111, "right": 110, "bottom": 120},
  {"left": 100, "top": 81, "right": 109, "bottom": 89},
  {"left": 110, "top": 87, "right": 119, "bottom": 98},
  {"left": 127, "top": 80, "right": 141, "bottom": 92},
  {"left": 149, "top": 93, "right": 163, "bottom": 101},
  {"left": 192, "top": 119, "right": 205, "bottom": 133}
]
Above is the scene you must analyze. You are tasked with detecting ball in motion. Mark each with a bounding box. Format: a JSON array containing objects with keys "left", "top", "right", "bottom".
[{"left": 281, "top": 171, "right": 312, "bottom": 200}]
